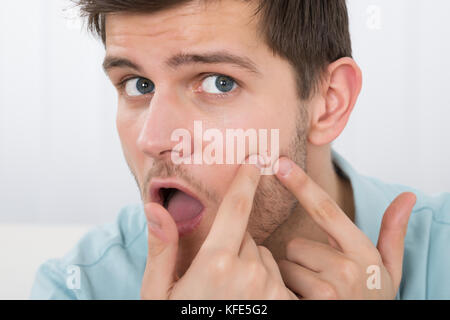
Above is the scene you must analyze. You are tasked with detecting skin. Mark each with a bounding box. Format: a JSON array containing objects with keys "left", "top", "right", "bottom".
[{"left": 103, "top": 0, "right": 416, "bottom": 299}]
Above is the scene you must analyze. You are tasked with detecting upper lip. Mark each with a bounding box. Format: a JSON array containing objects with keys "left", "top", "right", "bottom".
[{"left": 149, "top": 178, "right": 205, "bottom": 209}]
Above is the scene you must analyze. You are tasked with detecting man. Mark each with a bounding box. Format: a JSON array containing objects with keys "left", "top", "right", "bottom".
[{"left": 30, "top": 0, "right": 450, "bottom": 299}]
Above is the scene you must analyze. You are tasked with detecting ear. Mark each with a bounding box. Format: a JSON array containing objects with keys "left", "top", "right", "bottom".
[{"left": 308, "top": 57, "right": 362, "bottom": 146}]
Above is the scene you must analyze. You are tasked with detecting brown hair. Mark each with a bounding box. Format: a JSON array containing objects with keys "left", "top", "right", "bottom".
[{"left": 74, "top": 0, "right": 352, "bottom": 100}]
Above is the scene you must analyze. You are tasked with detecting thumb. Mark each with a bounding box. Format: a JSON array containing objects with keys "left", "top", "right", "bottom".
[
  {"left": 376, "top": 192, "right": 416, "bottom": 288},
  {"left": 141, "top": 202, "right": 179, "bottom": 299}
]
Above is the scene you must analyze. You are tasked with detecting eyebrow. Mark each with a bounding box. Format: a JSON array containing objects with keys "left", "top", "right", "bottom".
[
  {"left": 103, "top": 57, "right": 142, "bottom": 73},
  {"left": 102, "top": 51, "right": 261, "bottom": 76},
  {"left": 166, "top": 51, "right": 261, "bottom": 76}
]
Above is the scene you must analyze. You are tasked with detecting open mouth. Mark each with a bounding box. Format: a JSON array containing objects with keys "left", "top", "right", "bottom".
[
  {"left": 160, "top": 188, "right": 177, "bottom": 209},
  {"left": 151, "top": 183, "right": 205, "bottom": 224}
]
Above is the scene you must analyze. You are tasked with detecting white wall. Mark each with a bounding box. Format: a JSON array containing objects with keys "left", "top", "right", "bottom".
[
  {"left": 1, "top": 0, "right": 449, "bottom": 227},
  {"left": 335, "top": 0, "right": 450, "bottom": 195},
  {"left": 0, "top": 223, "right": 92, "bottom": 299},
  {"left": 0, "top": 0, "right": 140, "bottom": 225}
]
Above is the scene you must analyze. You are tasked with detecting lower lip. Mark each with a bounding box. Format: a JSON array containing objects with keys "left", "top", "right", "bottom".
[{"left": 175, "top": 209, "right": 204, "bottom": 237}]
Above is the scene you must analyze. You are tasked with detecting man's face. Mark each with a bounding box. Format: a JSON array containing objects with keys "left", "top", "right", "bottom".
[{"left": 104, "top": 0, "right": 308, "bottom": 252}]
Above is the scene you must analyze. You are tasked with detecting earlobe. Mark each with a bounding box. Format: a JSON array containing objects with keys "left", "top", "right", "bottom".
[{"left": 308, "top": 57, "right": 362, "bottom": 146}]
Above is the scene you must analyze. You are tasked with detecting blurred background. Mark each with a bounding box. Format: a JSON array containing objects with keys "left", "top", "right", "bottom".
[{"left": 0, "top": 0, "right": 449, "bottom": 299}]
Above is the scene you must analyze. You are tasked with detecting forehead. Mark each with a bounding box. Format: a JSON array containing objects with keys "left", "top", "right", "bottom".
[{"left": 104, "top": 0, "right": 264, "bottom": 57}]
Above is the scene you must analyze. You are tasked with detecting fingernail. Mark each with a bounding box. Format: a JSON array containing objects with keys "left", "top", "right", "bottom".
[{"left": 277, "top": 158, "right": 292, "bottom": 177}]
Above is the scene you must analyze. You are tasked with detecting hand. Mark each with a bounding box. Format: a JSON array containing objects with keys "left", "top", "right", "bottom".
[
  {"left": 141, "top": 158, "right": 298, "bottom": 300},
  {"left": 274, "top": 157, "right": 417, "bottom": 300}
]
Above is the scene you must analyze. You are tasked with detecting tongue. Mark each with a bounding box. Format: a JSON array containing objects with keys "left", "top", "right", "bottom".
[{"left": 167, "top": 190, "right": 204, "bottom": 222}]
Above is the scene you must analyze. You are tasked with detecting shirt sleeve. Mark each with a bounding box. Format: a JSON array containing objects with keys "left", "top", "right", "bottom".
[
  {"left": 427, "top": 196, "right": 450, "bottom": 299},
  {"left": 29, "top": 260, "right": 78, "bottom": 300}
]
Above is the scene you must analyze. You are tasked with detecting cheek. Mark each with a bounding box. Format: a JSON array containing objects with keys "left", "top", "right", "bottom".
[
  {"left": 117, "top": 114, "right": 132, "bottom": 152},
  {"left": 263, "top": 105, "right": 299, "bottom": 156},
  {"left": 248, "top": 175, "right": 298, "bottom": 244},
  {"left": 116, "top": 109, "right": 145, "bottom": 169},
  {"left": 226, "top": 96, "right": 298, "bottom": 144},
  {"left": 188, "top": 163, "right": 239, "bottom": 200}
]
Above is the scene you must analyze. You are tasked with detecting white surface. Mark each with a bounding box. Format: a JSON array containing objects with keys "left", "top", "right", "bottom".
[
  {"left": 0, "top": 223, "right": 93, "bottom": 300},
  {"left": 335, "top": 0, "right": 450, "bottom": 195},
  {"left": 0, "top": 0, "right": 141, "bottom": 225}
]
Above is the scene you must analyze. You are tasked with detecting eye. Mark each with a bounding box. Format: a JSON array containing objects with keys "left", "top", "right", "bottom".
[
  {"left": 124, "top": 77, "right": 155, "bottom": 96},
  {"left": 201, "top": 75, "right": 237, "bottom": 94}
]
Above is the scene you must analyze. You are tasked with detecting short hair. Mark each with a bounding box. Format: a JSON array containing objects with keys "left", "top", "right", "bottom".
[{"left": 74, "top": 0, "right": 352, "bottom": 100}]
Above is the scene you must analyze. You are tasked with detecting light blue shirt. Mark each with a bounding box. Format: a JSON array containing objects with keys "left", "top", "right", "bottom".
[{"left": 30, "top": 151, "right": 450, "bottom": 299}]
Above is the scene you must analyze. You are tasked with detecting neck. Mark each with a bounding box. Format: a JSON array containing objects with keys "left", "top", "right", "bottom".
[{"left": 262, "top": 145, "right": 355, "bottom": 261}]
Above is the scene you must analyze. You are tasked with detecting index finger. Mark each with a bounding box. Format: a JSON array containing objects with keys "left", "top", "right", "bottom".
[
  {"left": 201, "top": 156, "right": 262, "bottom": 254},
  {"left": 274, "top": 157, "right": 374, "bottom": 254}
]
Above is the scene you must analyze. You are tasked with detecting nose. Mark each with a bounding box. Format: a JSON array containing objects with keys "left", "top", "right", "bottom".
[{"left": 136, "top": 90, "right": 193, "bottom": 162}]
